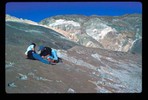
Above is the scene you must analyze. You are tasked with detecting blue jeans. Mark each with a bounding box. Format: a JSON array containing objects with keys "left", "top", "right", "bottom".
[{"left": 32, "top": 53, "right": 49, "bottom": 64}]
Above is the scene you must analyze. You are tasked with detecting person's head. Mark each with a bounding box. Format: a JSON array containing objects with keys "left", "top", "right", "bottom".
[
  {"left": 38, "top": 45, "right": 44, "bottom": 51},
  {"left": 31, "top": 43, "right": 36, "bottom": 47},
  {"left": 31, "top": 43, "right": 36, "bottom": 48}
]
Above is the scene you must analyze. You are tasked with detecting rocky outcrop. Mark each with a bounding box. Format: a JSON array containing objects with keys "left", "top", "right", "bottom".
[
  {"left": 39, "top": 14, "right": 142, "bottom": 53},
  {"left": 129, "top": 38, "right": 142, "bottom": 54}
]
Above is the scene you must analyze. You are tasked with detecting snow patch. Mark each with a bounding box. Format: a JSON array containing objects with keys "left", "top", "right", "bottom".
[{"left": 49, "top": 19, "right": 80, "bottom": 27}]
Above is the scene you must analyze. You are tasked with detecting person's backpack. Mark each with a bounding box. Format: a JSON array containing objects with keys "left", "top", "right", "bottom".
[
  {"left": 40, "top": 47, "right": 52, "bottom": 56},
  {"left": 54, "top": 57, "right": 63, "bottom": 63},
  {"left": 45, "top": 47, "right": 52, "bottom": 55}
]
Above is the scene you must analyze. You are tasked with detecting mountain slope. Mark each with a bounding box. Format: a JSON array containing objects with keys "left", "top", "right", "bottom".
[
  {"left": 39, "top": 14, "right": 142, "bottom": 53},
  {"left": 5, "top": 15, "right": 142, "bottom": 93},
  {"left": 6, "top": 21, "right": 78, "bottom": 50}
]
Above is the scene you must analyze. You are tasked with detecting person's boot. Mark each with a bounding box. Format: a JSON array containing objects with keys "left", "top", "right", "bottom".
[{"left": 50, "top": 62, "right": 56, "bottom": 65}]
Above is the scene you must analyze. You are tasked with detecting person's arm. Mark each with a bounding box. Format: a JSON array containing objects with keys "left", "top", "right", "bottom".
[
  {"left": 44, "top": 54, "right": 50, "bottom": 59},
  {"left": 51, "top": 49, "right": 58, "bottom": 60},
  {"left": 41, "top": 56, "right": 46, "bottom": 59}
]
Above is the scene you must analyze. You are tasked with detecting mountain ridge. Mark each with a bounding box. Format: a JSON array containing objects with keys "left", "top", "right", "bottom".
[
  {"left": 6, "top": 14, "right": 142, "bottom": 54},
  {"left": 39, "top": 14, "right": 142, "bottom": 53}
]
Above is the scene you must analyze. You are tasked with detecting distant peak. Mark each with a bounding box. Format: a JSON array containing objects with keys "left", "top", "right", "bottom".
[{"left": 6, "top": 14, "right": 38, "bottom": 25}]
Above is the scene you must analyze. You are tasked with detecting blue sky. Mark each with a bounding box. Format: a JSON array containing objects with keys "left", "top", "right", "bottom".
[{"left": 6, "top": 2, "right": 142, "bottom": 22}]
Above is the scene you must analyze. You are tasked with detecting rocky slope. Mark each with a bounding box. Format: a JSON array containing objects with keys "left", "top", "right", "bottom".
[
  {"left": 39, "top": 14, "right": 142, "bottom": 53},
  {"left": 5, "top": 15, "right": 142, "bottom": 93},
  {"left": 6, "top": 14, "right": 39, "bottom": 25},
  {"left": 5, "top": 21, "right": 78, "bottom": 50}
]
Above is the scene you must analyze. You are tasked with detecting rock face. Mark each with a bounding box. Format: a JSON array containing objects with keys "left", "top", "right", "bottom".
[
  {"left": 39, "top": 14, "right": 142, "bottom": 53},
  {"left": 129, "top": 39, "right": 142, "bottom": 54},
  {"left": 5, "top": 14, "right": 142, "bottom": 93}
]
